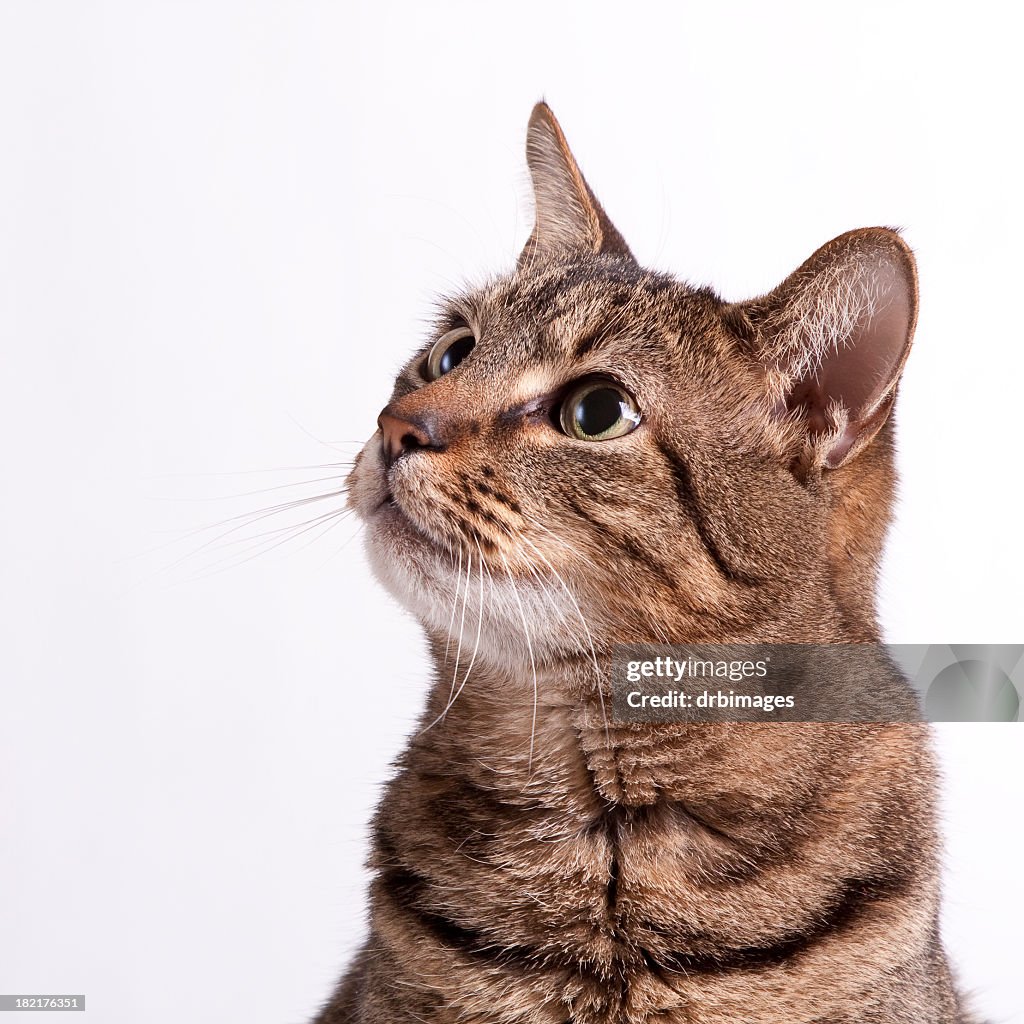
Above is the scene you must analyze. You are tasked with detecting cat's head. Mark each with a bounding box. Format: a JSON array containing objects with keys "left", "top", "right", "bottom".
[{"left": 348, "top": 103, "right": 918, "bottom": 662}]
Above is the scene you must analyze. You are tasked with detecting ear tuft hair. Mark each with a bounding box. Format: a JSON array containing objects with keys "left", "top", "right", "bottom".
[{"left": 734, "top": 228, "right": 918, "bottom": 470}]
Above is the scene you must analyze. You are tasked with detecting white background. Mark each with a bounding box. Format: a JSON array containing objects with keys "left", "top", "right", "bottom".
[{"left": 1, "top": 2, "right": 1022, "bottom": 1022}]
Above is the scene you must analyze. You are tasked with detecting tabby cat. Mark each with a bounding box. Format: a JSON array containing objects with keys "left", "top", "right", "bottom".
[{"left": 316, "top": 104, "right": 972, "bottom": 1023}]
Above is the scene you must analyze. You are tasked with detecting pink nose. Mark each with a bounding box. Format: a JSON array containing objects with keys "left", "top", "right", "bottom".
[{"left": 377, "top": 409, "right": 445, "bottom": 467}]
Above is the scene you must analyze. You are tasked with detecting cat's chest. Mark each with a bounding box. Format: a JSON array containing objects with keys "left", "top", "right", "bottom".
[{"left": 422, "top": 697, "right": 732, "bottom": 964}]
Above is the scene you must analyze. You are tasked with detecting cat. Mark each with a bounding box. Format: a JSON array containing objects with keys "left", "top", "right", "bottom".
[{"left": 315, "top": 103, "right": 974, "bottom": 1023}]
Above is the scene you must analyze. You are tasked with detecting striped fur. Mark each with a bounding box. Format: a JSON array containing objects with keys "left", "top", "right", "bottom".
[{"left": 315, "top": 105, "right": 974, "bottom": 1023}]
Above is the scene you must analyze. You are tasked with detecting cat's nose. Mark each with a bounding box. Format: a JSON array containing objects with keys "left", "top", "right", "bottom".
[{"left": 377, "top": 408, "right": 446, "bottom": 467}]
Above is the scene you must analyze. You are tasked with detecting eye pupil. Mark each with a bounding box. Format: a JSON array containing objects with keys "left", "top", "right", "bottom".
[
  {"left": 438, "top": 334, "right": 474, "bottom": 375},
  {"left": 426, "top": 327, "right": 476, "bottom": 380},
  {"left": 574, "top": 387, "right": 625, "bottom": 437},
  {"left": 559, "top": 379, "right": 641, "bottom": 441}
]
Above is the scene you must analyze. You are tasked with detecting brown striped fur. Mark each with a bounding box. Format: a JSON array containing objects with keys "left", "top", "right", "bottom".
[{"left": 316, "top": 104, "right": 974, "bottom": 1023}]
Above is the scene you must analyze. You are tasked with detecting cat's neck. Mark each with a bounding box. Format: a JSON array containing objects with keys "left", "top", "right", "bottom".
[{"left": 413, "top": 611, "right": 880, "bottom": 810}]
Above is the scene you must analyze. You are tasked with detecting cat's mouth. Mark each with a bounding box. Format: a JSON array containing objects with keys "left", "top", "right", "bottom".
[
  {"left": 373, "top": 486, "right": 448, "bottom": 553},
  {"left": 375, "top": 488, "right": 406, "bottom": 520},
  {"left": 347, "top": 437, "right": 455, "bottom": 558}
]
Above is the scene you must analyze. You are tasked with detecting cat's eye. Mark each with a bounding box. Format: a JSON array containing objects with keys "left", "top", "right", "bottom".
[
  {"left": 559, "top": 379, "right": 641, "bottom": 442},
  {"left": 425, "top": 326, "right": 476, "bottom": 380}
]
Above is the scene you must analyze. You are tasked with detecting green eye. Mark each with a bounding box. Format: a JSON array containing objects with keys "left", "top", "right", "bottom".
[
  {"left": 426, "top": 326, "right": 475, "bottom": 380},
  {"left": 559, "top": 379, "right": 641, "bottom": 441}
]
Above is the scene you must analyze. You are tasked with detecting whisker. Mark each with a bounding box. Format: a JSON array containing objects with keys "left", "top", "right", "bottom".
[
  {"left": 140, "top": 489, "right": 349, "bottom": 583},
  {"left": 287, "top": 413, "right": 366, "bottom": 456},
  {"left": 499, "top": 550, "right": 539, "bottom": 774},
  {"left": 445, "top": 548, "right": 473, "bottom": 715},
  {"left": 514, "top": 529, "right": 611, "bottom": 746},
  {"left": 315, "top": 519, "right": 367, "bottom": 571},
  {"left": 522, "top": 516, "right": 603, "bottom": 573},
  {"left": 143, "top": 488, "right": 348, "bottom": 564},
  {"left": 174, "top": 506, "right": 354, "bottom": 555},
  {"left": 148, "top": 462, "right": 353, "bottom": 479},
  {"left": 174, "top": 506, "right": 355, "bottom": 582},
  {"left": 426, "top": 540, "right": 488, "bottom": 733},
  {"left": 485, "top": 515, "right": 612, "bottom": 747},
  {"left": 521, "top": 511, "right": 673, "bottom": 652},
  {"left": 498, "top": 531, "right": 574, "bottom": 626},
  {"left": 146, "top": 473, "right": 351, "bottom": 503},
  {"left": 444, "top": 547, "right": 464, "bottom": 663},
  {"left": 289, "top": 507, "right": 359, "bottom": 556}
]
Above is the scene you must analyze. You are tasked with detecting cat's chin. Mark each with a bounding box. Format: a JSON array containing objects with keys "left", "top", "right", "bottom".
[
  {"left": 363, "top": 497, "right": 462, "bottom": 611},
  {"left": 362, "top": 510, "right": 592, "bottom": 669}
]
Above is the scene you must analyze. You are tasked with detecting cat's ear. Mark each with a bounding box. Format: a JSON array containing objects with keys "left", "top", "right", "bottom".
[
  {"left": 519, "top": 102, "right": 634, "bottom": 266},
  {"left": 731, "top": 228, "right": 918, "bottom": 471}
]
